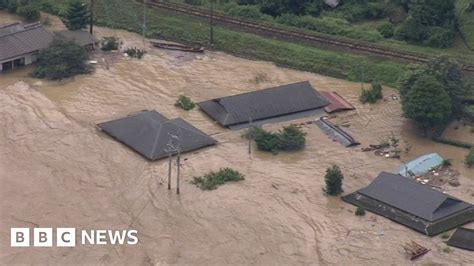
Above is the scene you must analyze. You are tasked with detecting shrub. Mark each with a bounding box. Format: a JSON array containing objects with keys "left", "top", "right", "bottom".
[
  {"left": 355, "top": 206, "right": 366, "bottom": 216},
  {"left": 324, "top": 165, "right": 344, "bottom": 196},
  {"left": 395, "top": 16, "right": 427, "bottom": 43},
  {"left": 125, "top": 47, "right": 145, "bottom": 59},
  {"left": 441, "top": 233, "right": 450, "bottom": 239},
  {"left": 424, "top": 27, "right": 454, "bottom": 48},
  {"left": 33, "top": 38, "right": 92, "bottom": 80},
  {"left": 339, "top": 1, "right": 387, "bottom": 22},
  {"left": 0, "top": 0, "right": 8, "bottom": 10},
  {"left": 377, "top": 21, "right": 394, "bottom": 38},
  {"left": 174, "top": 95, "right": 196, "bottom": 111},
  {"left": 184, "top": 0, "right": 202, "bottom": 6},
  {"left": 466, "top": 148, "right": 474, "bottom": 167},
  {"left": 275, "top": 14, "right": 382, "bottom": 42},
  {"left": 7, "top": 0, "right": 17, "bottom": 13},
  {"left": 223, "top": 3, "right": 272, "bottom": 21},
  {"left": 191, "top": 168, "right": 245, "bottom": 190},
  {"left": 253, "top": 125, "right": 306, "bottom": 153},
  {"left": 16, "top": 5, "right": 40, "bottom": 21},
  {"left": 100, "top": 36, "right": 121, "bottom": 51},
  {"left": 359, "top": 82, "right": 383, "bottom": 104}
]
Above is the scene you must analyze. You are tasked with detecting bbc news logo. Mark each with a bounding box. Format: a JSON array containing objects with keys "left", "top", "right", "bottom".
[{"left": 11, "top": 228, "right": 138, "bottom": 247}]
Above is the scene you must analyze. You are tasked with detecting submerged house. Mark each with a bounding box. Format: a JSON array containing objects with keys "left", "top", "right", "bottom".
[
  {"left": 56, "top": 30, "right": 97, "bottom": 50},
  {"left": 0, "top": 22, "right": 54, "bottom": 72},
  {"left": 343, "top": 172, "right": 474, "bottom": 236},
  {"left": 398, "top": 153, "right": 444, "bottom": 178},
  {"left": 98, "top": 110, "right": 217, "bottom": 161},
  {"left": 198, "top": 81, "right": 330, "bottom": 129}
]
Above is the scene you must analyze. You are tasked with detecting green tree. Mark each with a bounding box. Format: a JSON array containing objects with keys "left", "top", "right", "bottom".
[
  {"left": 401, "top": 74, "right": 452, "bottom": 134},
  {"left": 62, "top": 0, "right": 90, "bottom": 30},
  {"left": 324, "top": 165, "right": 344, "bottom": 196},
  {"left": 33, "top": 38, "right": 92, "bottom": 80},
  {"left": 278, "top": 124, "right": 306, "bottom": 151},
  {"left": 409, "top": 0, "right": 455, "bottom": 28}
]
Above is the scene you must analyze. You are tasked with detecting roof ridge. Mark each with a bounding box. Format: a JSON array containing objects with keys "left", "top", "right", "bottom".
[
  {"left": 166, "top": 118, "right": 211, "bottom": 140},
  {"left": 0, "top": 23, "right": 50, "bottom": 39}
]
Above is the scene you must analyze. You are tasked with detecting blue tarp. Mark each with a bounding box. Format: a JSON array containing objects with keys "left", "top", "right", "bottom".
[{"left": 398, "top": 153, "right": 444, "bottom": 177}]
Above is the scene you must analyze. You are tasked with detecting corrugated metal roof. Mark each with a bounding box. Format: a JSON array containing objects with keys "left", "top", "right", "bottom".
[
  {"left": 320, "top": 91, "right": 355, "bottom": 113},
  {"left": 198, "top": 81, "right": 330, "bottom": 127},
  {"left": 359, "top": 172, "right": 471, "bottom": 221},
  {"left": 0, "top": 22, "right": 54, "bottom": 61},
  {"left": 398, "top": 153, "right": 444, "bottom": 177},
  {"left": 97, "top": 111, "right": 217, "bottom": 161},
  {"left": 315, "top": 117, "right": 359, "bottom": 147},
  {"left": 447, "top": 227, "right": 474, "bottom": 251},
  {"left": 56, "top": 30, "right": 96, "bottom": 46}
]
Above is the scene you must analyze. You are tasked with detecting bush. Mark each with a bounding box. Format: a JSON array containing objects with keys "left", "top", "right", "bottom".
[
  {"left": 100, "top": 36, "right": 121, "bottom": 51},
  {"left": 395, "top": 16, "right": 427, "bottom": 43},
  {"left": 33, "top": 38, "right": 92, "bottom": 80},
  {"left": 125, "top": 47, "right": 145, "bottom": 59},
  {"left": 275, "top": 14, "right": 382, "bottom": 42},
  {"left": 424, "top": 27, "right": 455, "bottom": 48},
  {"left": 184, "top": 0, "right": 202, "bottom": 6},
  {"left": 253, "top": 125, "right": 306, "bottom": 153},
  {"left": 0, "top": 0, "right": 8, "bottom": 10},
  {"left": 6, "top": 0, "right": 17, "bottom": 13},
  {"left": 174, "top": 95, "right": 196, "bottom": 111},
  {"left": 466, "top": 148, "right": 474, "bottom": 167},
  {"left": 191, "top": 168, "right": 245, "bottom": 190},
  {"left": 324, "top": 165, "right": 344, "bottom": 196},
  {"left": 377, "top": 21, "right": 394, "bottom": 38},
  {"left": 355, "top": 206, "right": 366, "bottom": 216},
  {"left": 359, "top": 82, "right": 383, "bottom": 104},
  {"left": 338, "top": 1, "right": 387, "bottom": 22},
  {"left": 16, "top": 5, "right": 40, "bottom": 21},
  {"left": 224, "top": 3, "right": 272, "bottom": 21}
]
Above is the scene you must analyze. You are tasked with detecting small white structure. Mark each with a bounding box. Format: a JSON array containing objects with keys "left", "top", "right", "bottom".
[{"left": 0, "top": 22, "right": 54, "bottom": 72}]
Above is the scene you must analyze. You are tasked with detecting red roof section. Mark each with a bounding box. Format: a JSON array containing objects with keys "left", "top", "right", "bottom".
[{"left": 320, "top": 91, "right": 355, "bottom": 113}]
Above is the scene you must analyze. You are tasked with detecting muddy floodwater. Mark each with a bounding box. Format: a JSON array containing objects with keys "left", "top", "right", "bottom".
[{"left": 1, "top": 12, "right": 473, "bottom": 265}]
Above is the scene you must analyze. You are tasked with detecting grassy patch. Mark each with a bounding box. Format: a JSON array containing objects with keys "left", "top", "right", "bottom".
[
  {"left": 191, "top": 168, "right": 245, "bottom": 190},
  {"left": 355, "top": 206, "right": 366, "bottom": 216}
]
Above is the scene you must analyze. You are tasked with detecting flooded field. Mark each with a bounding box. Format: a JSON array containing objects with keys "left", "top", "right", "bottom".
[{"left": 1, "top": 12, "right": 473, "bottom": 265}]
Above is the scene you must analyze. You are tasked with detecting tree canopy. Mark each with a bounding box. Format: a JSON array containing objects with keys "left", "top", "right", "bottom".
[
  {"left": 33, "top": 38, "right": 92, "bottom": 80},
  {"left": 324, "top": 165, "right": 344, "bottom": 196},
  {"left": 401, "top": 73, "right": 452, "bottom": 132},
  {"left": 62, "top": 0, "right": 90, "bottom": 30}
]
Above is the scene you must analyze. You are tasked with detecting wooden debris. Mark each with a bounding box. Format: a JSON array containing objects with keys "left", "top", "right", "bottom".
[{"left": 402, "top": 241, "right": 430, "bottom": 260}]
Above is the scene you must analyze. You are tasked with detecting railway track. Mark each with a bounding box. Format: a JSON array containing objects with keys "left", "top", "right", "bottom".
[{"left": 146, "top": 0, "right": 474, "bottom": 73}]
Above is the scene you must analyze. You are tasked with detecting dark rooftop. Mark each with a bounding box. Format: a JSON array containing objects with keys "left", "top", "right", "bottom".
[
  {"left": 198, "top": 81, "right": 330, "bottom": 127},
  {"left": 447, "top": 227, "right": 474, "bottom": 251},
  {"left": 98, "top": 111, "right": 217, "bottom": 160},
  {"left": 0, "top": 22, "right": 54, "bottom": 61},
  {"left": 359, "top": 172, "right": 471, "bottom": 222},
  {"left": 56, "top": 30, "right": 96, "bottom": 46}
]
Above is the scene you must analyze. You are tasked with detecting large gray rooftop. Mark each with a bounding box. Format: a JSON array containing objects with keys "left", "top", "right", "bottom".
[
  {"left": 98, "top": 111, "right": 217, "bottom": 160},
  {"left": 0, "top": 22, "right": 54, "bottom": 61},
  {"left": 359, "top": 172, "right": 471, "bottom": 221},
  {"left": 198, "top": 81, "right": 330, "bottom": 127}
]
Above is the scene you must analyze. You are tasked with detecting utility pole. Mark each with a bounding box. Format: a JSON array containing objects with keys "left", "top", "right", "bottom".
[
  {"left": 90, "top": 0, "right": 94, "bottom": 35},
  {"left": 360, "top": 65, "right": 365, "bottom": 90},
  {"left": 176, "top": 149, "right": 181, "bottom": 195},
  {"left": 209, "top": 0, "right": 214, "bottom": 45},
  {"left": 143, "top": 0, "right": 147, "bottom": 47},
  {"left": 248, "top": 117, "right": 252, "bottom": 155},
  {"left": 167, "top": 154, "right": 172, "bottom": 190}
]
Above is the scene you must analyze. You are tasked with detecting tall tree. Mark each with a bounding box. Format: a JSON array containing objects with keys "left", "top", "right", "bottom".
[
  {"left": 62, "top": 0, "right": 90, "bottom": 30},
  {"left": 324, "top": 165, "right": 344, "bottom": 196},
  {"left": 401, "top": 74, "right": 452, "bottom": 134}
]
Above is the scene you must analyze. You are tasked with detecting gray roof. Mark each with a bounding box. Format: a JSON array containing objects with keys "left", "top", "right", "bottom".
[
  {"left": 0, "top": 22, "right": 54, "bottom": 61},
  {"left": 198, "top": 81, "right": 330, "bottom": 127},
  {"left": 56, "top": 30, "right": 96, "bottom": 46},
  {"left": 315, "top": 117, "right": 359, "bottom": 147},
  {"left": 359, "top": 172, "right": 471, "bottom": 222},
  {"left": 98, "top": 111, "right": 217, "bottom": 160},
  {"left": 447, "top": 227, "right": 474, "bottom": 251}
]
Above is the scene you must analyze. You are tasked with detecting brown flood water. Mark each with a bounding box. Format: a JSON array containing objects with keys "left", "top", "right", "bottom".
[{"left": 1, "top": 12, "right": 473, "bottom": 265}]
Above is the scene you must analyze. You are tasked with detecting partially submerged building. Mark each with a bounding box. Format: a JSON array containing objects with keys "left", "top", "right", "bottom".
[
  {"left": 398, "top": 153, "right": 444, "bottom": 178},
  {"left": 447, "top": 227, "right": 474, "bottom": 251},
  {"left": 0, "top": 22, "right": 54, "bottom": 72},
  {"left": 315, "top": 117, "right": 359, "bottom": 147},
  {"left": 98, "top": 111, "right": 217, "bottom": 160},
  {"left": 343, "top": 172, "right": 474, "bottom": 236},
  {"left": 319, "top": 91, "right": 355, "bottom": 113},
  {"left": 198, "top": 81, "right": 330, "bottom": 129},
  {"left": 56, "top": 30, "right": 97, "bottom": 50}
]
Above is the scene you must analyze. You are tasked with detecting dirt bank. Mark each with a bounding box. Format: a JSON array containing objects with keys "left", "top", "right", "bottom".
[{"left": 1, "top": 12, "right": 473, "bottom": 265}]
